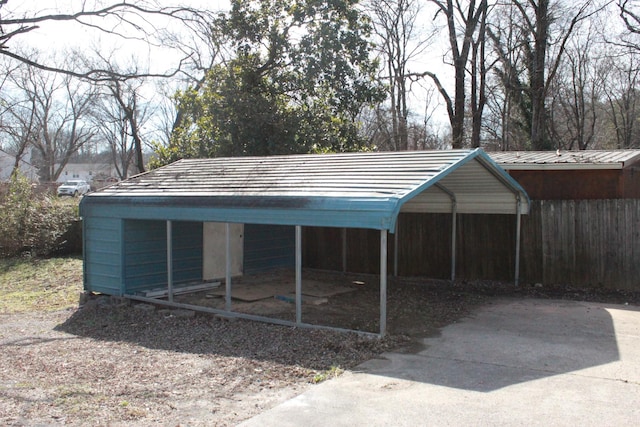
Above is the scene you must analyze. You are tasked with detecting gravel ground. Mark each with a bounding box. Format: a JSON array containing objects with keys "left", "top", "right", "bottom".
[{"left": 1, "top": 273, "right": 639, "bottom": 426}]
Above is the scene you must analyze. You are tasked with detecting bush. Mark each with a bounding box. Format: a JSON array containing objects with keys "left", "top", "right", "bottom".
[{"left": 0, "top": 173, "right": 80, "bottom": 258}]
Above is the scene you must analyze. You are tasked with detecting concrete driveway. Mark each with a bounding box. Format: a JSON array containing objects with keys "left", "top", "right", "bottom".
[{"left": 241, "top": 299, "right": 640, "bottom": 426}]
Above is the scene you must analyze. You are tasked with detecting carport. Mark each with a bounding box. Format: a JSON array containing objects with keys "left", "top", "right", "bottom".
[{"left": 80, "top": 148, "right": 529, "bottom": 336}]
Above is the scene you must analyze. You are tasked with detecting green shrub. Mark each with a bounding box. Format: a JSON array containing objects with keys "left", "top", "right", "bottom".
[{"left": 0, "top": 173, "right": 80, "bottom": 258}]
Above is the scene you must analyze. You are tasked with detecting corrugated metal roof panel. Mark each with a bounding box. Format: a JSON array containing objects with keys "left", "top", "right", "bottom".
[
  {"left": 489, "top": 150, "right": 640, "bottom": 170},
  {"left": 96, "top": 151, "right": 468, "bottom": 199},
  {"left": 81, "top": 149, "right": 529, "bottom": 231}
]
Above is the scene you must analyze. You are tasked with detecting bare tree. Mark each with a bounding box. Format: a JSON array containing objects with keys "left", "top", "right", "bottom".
[
  {"left": 484, "top": 5, "right": 529, "bottom": 150},
  {"left": 369, "top": 0, "right": 435, "bottom": 151},
  {"left": 424, "top": 0, "right": 488, "bottom": 148},
  {"left": 489, "top": 0, "right": 599, "bottom": 150},
  {"left": 4, "top": 57, "right": 98, "bottom": 181},
  {"left": 0, "top": 86, "right": 37, "bottom": 176},
  {"left": 602, "top": 53, "right": 640, "bottom": 149},
  {"left": 94, "top": 77, "right": 152, "bottom": 178},
  {"left": 548, "top": 33, "right": 604, "bottom": 150},
  {"left": 470, "top": 1, "right": 489, "bottom": 147}
]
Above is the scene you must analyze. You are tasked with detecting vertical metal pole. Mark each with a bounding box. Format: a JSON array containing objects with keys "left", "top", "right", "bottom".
[
  {"left": 342, "top": 228, "right": 347, "bottom": 272},
  {"left": 515, "top": 198, "right": 522, "bottom": 287},
  {"left": 380, "top": 229, "right": 388, "bottom": 337},
  {"left": 451, "top": 203, "right": 457, "bottom": 282},
  {"left": 393, "top": 223, "right": 399, "bottom": 277},
  {"left": 295, "top": 225, "right": 302, "bottom": 325},
  {"left": 225, "top": 222, "right": 232, "bottom": 311},
  {"left": 166, "top": 220, "right": 173, "bottom": 302}
]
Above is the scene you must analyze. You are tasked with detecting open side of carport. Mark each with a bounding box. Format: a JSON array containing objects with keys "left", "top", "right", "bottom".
[{"left": 79, "top": 149, "right": 529, "bottom": 336}]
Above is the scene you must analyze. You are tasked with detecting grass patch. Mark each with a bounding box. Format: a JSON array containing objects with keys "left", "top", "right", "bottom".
[
  {"left": 312, "top": 366, "right": 344, "bottom": 384},
  {"left": 0, "top": 257, "right": 83, "bottom": 314}
]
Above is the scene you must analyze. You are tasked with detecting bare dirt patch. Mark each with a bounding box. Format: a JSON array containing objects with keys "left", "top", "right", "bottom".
[{"left": 2, "top": 269, "right": 639, "bottom": 426}]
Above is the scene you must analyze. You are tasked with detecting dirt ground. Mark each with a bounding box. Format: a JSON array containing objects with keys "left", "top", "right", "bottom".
[{"left": 2, "top": 270, "right": 639, "bottom": 426}]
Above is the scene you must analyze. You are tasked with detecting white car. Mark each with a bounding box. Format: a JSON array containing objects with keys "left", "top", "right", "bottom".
[{"left": 57, "top": 180, "right": 91, "bottom": 197}]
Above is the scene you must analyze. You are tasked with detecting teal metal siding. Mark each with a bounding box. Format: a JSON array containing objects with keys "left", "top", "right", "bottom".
[
  {"left": 244, "top": 224, "right": 295, "bottom": 274},
  {"left": 172, "top": 222, "right": 204, "bottom": 281},
  {"left": 80, "top": 199, "right": 396, "bottom": 231},
  {"left": 123, "top": 220, "right": 203, "bottom": 294},
  {"left": 84, "top": 217, "right": 123, "bottom": 295}
]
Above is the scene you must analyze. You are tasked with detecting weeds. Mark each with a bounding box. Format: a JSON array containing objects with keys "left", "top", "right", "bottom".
[
  {"left": 312, "top": 365, "right": 344, "bottom": 383},
  {"left": 0, "top": 172, "right": 80, "bottom": 258},
  {"left": 0, "top": 257, "right": 83, "bottom": 314}
]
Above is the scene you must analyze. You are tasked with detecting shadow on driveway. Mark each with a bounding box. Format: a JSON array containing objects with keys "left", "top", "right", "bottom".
[{"left": 360, "top": 299, "right": 626, "bottom": 392}]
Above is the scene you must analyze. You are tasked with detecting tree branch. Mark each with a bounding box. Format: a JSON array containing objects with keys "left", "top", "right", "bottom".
[{"left": 0, "top": 2, "right": 202, "bottom": 81}]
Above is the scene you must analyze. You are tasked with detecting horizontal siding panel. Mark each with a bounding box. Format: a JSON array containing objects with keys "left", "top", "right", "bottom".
[
  {"left": 85, "top": 259, "right": 121, "bottom": 274},
  {"left": 85, "top": 228, "right": 120, "bottom": 244},
  {"left": 244, "top": 224, "right": 295, "bottom": 273},
  {"left": 86, "top": 251, "right": 121, "bottom": 271},
  {"left": 84, "top": 217, "right": 123, "bottom": 295},
  {"left": 123, "top": 220, "right": 203, "bottom": 294}
]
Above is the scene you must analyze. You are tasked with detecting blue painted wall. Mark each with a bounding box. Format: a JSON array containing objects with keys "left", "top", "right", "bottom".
[
  {"left": 84, "top": 217, "right": 123, "bottom": 295},
  {"left": 84, "top": 215, "right": 294, "bottom": 295},
  {"left": 123, "top": 220, "right": 203, "bottom": 294},
  {"left": 244, "top": 224, "right": 295, "bottom": 274}
]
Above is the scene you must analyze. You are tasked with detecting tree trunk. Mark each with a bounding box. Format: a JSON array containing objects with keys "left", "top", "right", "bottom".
[{"left": 530, "top": 0, "right": 550, "bottom": 150}]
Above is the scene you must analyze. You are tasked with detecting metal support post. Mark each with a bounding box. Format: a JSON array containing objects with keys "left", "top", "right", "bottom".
[
  {"left": 295, "top": 226, "right": 302, "bottom": 325},
  {"left": 166, "top": 220, "right": 173, "bottom": 302},
  {"left": 225, "top": 222, "right": 232, "bottom": 311},
  {"left": 393, "top": 224, "right": 399, "bottom": 277},
  {"left": 379, "top": 229, "right": 388, "bottom": 337},
  {"left": 515, "top": 198, "right": 522, "bottom": 287},
  {"left": 451, "top": 202, "right": 457, "bottom": 282},
  {"left": 342, "top": 228, "right": 347, "bottom": 272}
]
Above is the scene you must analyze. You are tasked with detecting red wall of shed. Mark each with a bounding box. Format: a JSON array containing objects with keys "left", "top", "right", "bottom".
[{"left": 508, "top": 169, "right": 624, "bottom": 200}]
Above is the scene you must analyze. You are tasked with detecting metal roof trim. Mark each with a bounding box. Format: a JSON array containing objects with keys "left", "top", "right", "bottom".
[{"left": 495, "top": 163, "right": 623, "bottom": 170}]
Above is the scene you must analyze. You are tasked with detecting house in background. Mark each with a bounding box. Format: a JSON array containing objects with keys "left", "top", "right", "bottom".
[
  {"left": 56, "top": 163, "right": 120, "bottom": 188},
  {"left": 56, "top": 163, "right": 112, "bottom": 183},
  {"left": 0, "top": 147, "right": 39, "bottom": 182}
]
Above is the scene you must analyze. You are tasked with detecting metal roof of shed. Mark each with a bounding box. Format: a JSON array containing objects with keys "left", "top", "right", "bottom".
[
  {"left": 489, "top": 150, "right": 640, "bottom": 170},
  {"left": 80, "top": 149, "right": 529, "bottom": 231}
]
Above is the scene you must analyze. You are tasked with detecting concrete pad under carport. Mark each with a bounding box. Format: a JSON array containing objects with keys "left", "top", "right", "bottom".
[{"left": 240, "top": 299, "right": 640, "bottom": 426}]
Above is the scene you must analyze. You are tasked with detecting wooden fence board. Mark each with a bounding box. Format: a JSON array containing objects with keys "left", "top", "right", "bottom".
[{"left": 520, "top": 202, "right": 543, "bottom": 283}]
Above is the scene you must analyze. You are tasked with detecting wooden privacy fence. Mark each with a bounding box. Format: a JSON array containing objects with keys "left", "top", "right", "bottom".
[
  {"left": 533, "top": 199, "right": 640, "bottom": 290},
  {"left": 302, "top": 199, "right": 640, "bottom": 290}
]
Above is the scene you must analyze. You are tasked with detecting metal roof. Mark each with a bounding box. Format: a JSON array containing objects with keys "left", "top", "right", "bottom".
[
  {"left": 489, "top": 150, "right": 640, "bottom": 170},
  {"left": 80, "top": 149, "right": 529, "bottom": 231}
]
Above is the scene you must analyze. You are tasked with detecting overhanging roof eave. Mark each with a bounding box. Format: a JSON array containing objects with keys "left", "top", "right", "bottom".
[{"left": 79, "top": 194, "right": 399, "bottom": 231}]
